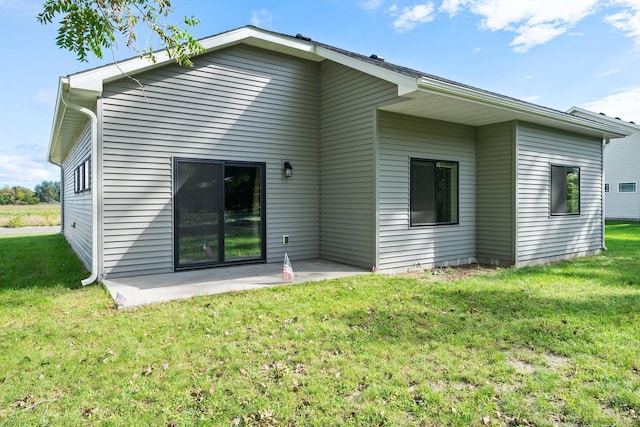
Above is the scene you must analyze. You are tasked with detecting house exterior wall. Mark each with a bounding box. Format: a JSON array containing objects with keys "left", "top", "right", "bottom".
[
  {"left": 100, "top": 45, "right": 321, "bottom": 278},
  {"left": 377, "top": 111, "right": 477, "bottom": 271},
  {"left": 515, "top": 122, "right": 603, "bottom": 266},
  {"left": 603, "top": 128, "right": 640, "bottom": 220},
  {"left": 61, "top": 120, "right": 93, "bottom": 270},
  {"left": 319, "top": 61, "right": 397, "bottom": 268},
  {"left": 476, "top": 122, "right": 515, "bottom": 266}
]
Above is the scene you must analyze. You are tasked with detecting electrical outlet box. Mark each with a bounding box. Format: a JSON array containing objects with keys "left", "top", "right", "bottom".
[{"left": 282, "top": 235, "right": 289, "bottom": 245}]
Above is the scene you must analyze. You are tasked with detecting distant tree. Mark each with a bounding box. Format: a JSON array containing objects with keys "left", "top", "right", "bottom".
[
  {"left": 34, "top": 181, "right": 61, "bottom": 203},
  {"left": 12, "top": 186, "right": 40, "bottom": 205},
  {"left": 37, "top": 0, "right": 204, "bottom": 66},
  {"left": 0, "top": 186, "right": 12, "bottom": 205}
]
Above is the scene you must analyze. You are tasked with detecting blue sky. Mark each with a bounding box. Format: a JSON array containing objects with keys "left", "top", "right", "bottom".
[{"left": 1, "top": 0, "right": 640, "bottom": 188}]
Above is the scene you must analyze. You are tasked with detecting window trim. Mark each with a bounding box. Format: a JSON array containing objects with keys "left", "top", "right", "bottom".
[
  {"left": 74, "top": 156, "right": 91, "bottom": 194},
  {"left": 409, "top": 158, "right": 460, "bottom": 227},
  {"left": 550, "top": 164, "right": 580, "bottom": 216},
  {"left": 618, "top": 182, "right": 637, "bottom": 193}
]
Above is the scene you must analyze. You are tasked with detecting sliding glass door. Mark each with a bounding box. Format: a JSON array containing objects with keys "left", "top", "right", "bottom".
[{"left": 174, "top": 159, "right": 265, "bottom": 270}]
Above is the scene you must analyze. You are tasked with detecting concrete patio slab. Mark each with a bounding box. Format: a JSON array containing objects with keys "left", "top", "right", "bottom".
[{"left": 102, "top": 259, "right": 368, "bottom": 308}]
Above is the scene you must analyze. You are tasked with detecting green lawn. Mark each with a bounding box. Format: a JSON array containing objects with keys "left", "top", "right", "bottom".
[{"left": 1, "top": 223, "right": 639, "bottom": 426}]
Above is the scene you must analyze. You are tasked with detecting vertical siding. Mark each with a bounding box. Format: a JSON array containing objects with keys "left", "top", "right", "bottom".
[
  {"left": 476, "top": 122, "right": 514, "bottom": 265},
  {"left": 515, "top": 122, "right": 603, "bottom": 265},
  {"left": 61, "top": 121, "right": 93, "bottom": 269},
  {"left": 101, "top": 45, "right": 320, "bottom": 278},
  {"left": 319, "top": 61, "right": 397, "bottom": 268},
  {"left": 603, "top": 129, "right": 640, "bottom": 220},
  {"left": 377, "top": 112, "right": 477, "bottom": 271}
]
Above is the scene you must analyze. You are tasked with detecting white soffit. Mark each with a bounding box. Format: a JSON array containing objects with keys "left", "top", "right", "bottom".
[{"left": 380, "top": 84, "right": 629, "bottom": 139}]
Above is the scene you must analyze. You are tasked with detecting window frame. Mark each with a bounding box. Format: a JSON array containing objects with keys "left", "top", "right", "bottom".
[
  {"left": 409, "top": 158, "right": 460, "bottom": 227},
  {"left": 550, "top": 164, "right": 580, "bottom": 216},
  {"left": 604, "top": 183, "right": 610, "bottom": 193},
  {"left": 618, "top": 182, "right": 637, "bottom": 193},
  {"left": 73, "top": 156, "right": 91, "bottom": 194}
]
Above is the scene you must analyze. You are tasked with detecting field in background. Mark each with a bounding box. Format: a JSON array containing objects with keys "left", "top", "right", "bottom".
[{"left": 0, "top": 203, "right": 61, "bottom": 227}]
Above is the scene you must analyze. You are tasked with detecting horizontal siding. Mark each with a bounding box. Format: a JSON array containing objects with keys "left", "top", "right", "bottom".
[
  {"left": 61, "top": 121, "right": 92, "bottom": 270},
  {"left": 101, "top": 45, "right": 320, "bottom": 278},
  {"left": 515, "top": 122, "right": 603, "bottom": 265},
  {"left": 378, "top": 112, "right": 477, "bottom": 271},
  {"left": 604, "top": 129, "right": 640, "bottom": 220},
  {"left": 319, "top": 61, "right": 398, "bottom": 268},
  {"left": 476, "top": 122, "right": 514, "bottom": 265}
]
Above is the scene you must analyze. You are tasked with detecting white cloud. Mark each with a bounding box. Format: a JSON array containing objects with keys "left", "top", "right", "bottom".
[
  {"left": 522, "top": 95, "right": 541, "bottom": 103},
  {"left": 596, "top": 68, "right": 622, "bottom": 77},
  {"left": 392, "top": 3, "right": 436, "bottom": 32},
  {"left": 0, "top": 0, "right": 39, "bottom": 13},
  {"left": 250, "top": 9, "right": 274, "bottom": 28},
  {"left": 0, "top": 154, "right": 59, "bottom": 189},
  {"left": 384, "top": 0, "right": 640, "bottom": 50},
  {"left": 360, "top": 0, "right": 383, "bottom": 10},
  {"left": 581, "top": 86, "right": 640, "bottom": 122},
  {"left": 605, "top": 1, "right": 640, "bottom": 47},
  {"left": 439, "top": 0, "right": 599, "bottom": 51},
  {"left": 34, "top": 89, "right": 56, "bottom": 108}
]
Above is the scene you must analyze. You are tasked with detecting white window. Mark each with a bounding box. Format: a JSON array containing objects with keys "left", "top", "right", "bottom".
[
  {"left": 604, "top": 183, "right": 610, "bottom": 193},
  {"left": 618, "top": 182, "right": 637, "bottom": 193},
  {"left": 74, "top": 157, "right": 91, "bottom": 194}
]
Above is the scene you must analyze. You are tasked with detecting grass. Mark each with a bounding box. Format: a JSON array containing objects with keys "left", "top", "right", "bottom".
[
  {"left": 1, "top": 223, "right": 639, "bottom": 426},
  {"left": 0, "top": 204, "right": 61, "bottom": 228}
]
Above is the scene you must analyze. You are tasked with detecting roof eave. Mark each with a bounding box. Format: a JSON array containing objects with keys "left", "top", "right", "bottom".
[
  {"left": 418, "top": 77, "right": 630, "bottom": 139},
  {"left": 568, "top": 106, "right": 640, "bottom": 132}
]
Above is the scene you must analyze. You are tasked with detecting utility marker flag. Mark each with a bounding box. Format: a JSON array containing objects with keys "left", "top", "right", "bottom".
[{"left": 282, "top": 253, "right": 295, "bottom": 282}]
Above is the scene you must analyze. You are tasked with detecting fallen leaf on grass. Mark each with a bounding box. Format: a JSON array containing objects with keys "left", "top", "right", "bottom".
[
  {"left": 81, "top": 407, "right": 98, "bottom": 418},
  {"left": 12, "top": 395, "right": 35, "bottom": 408}
]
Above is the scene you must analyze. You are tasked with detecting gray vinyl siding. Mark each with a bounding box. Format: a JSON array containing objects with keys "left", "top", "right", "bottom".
[
  {"left": 61, "top": 121, "right": 93, "bottom": 270},
  {"left": 319, "top": 61, "right": 397, "bottom": 268},
  {"left": 378, "top": 112, "right": 477, "bottom": 271},
  {"left": 101, "top": 45, "right": 320, "bottom": 278},
  {"left": 515, "top": 122, "right": 603, "bottom": 266},
  {"left": 476, "top": 122, "right": 514, "bottom": 265},
  {"left": 603, "top": 128, "right": 640, "bottom": 220}
]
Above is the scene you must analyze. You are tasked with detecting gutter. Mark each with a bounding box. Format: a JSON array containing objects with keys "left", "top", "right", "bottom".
[
  {"left": 602, "top": 138, "right": 610, "bottom": 251},
  {"left": 60, "top": 89, "right": 99, "bottom": 286}
]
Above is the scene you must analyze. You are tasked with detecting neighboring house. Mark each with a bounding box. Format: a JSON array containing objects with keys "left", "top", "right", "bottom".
[
  {"left": 48, "top": 26, "right": 627, "bottom": 283},
  {"left": 569, "top": 107, "right": 640, "bottom": 221}
]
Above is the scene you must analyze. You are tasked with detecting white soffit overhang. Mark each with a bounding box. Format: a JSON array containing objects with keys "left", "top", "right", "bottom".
[{"left": 379, "top": 77, "right": 629, "bottom": 140}]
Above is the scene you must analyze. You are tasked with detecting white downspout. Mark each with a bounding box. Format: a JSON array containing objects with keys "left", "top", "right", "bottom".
[
  {"left": 61, "top": 90, "right": 99, "bottom": 286},
  {"left": 602, "top": 138, "right": 609, "bottom": 251}
]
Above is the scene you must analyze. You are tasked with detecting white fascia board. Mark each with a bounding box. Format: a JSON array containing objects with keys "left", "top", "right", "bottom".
[
  {"left": 418, "top": 77, "right": 630, "bottom": 139},
  {"left": 568, "top": 106, "right": 640, "bottom": 132},
  {"left": 315, "top": 46, "right": 418, "bottom": 96},
  {"left": 48, "top": 78, "right": 70, "bottom": 164}
]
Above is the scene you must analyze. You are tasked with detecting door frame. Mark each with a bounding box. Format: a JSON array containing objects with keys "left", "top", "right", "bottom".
[{"left": 173, "top": 157, "right": 267, "bottom": 271}]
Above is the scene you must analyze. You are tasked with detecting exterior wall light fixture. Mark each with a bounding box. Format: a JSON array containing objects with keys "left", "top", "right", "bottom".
[{"left": 283, "top": 161, "right": 293, "bottom": 178}]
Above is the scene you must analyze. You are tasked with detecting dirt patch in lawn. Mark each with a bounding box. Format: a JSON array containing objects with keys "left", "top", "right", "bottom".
[{"left": 398, "top": 263, "right": 502, "bottom": 282}]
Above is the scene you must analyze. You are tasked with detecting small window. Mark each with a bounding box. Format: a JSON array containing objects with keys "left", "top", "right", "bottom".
[
  {"left": 604, "top": 183, "right": 610, "bottom": 193},
  {"left": 551, "top": 165, "right": 580, "bottom": 215},
  {"left": 74, "top": 157, "right": 91, "bottom": 194},
  {"left": 618, "top": 182, "right": 637, "bottom": 193},
  {"left": 410, "top": 158, "right": 459, "bottom": 226}
]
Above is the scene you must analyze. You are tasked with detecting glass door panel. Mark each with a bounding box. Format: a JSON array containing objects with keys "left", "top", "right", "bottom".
[
  {"left": 175, "top": 161, "right": 222, "bottom": 267},
  {"left": 224, "top": 165, "right": 263, "bottom": 262},
  {"left": 174, "top": 159, "right": 265, "bottom": 270}
]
